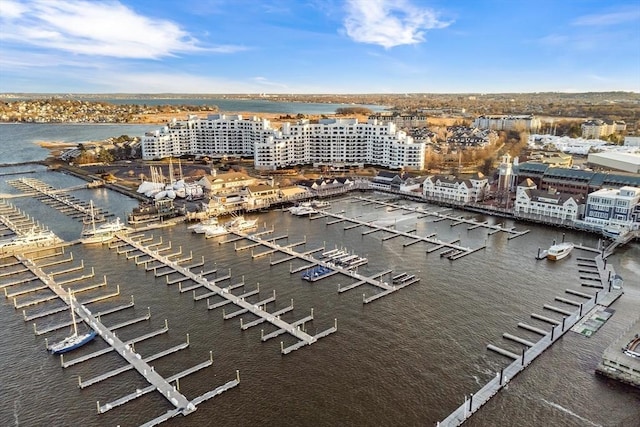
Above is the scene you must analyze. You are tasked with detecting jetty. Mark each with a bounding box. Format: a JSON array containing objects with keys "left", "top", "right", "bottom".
[
  {"left": 7, "top": 177, "right": 114, "bottom": 222},
  {"left": 351, "top": 196, "right": 529, "bottom": 239},
  {"left": 223, "top": 227, "right": 419, "bottom": 303},
  {"left": 310, "top": 209, "right": 487, "bottom": 261}
]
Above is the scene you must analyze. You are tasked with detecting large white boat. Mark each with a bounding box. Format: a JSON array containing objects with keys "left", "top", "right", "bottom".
[
  {"left": 547, "top": 242, "right": 574, "bottom": 261},
  {"left": 0, "top": 229, "right": 57, "bottom": 249},
  {"left": 49, "top": 294, "right": 97, "bottom": 354},
  {"left": 188, "top": 217, "right": 220, "bottom": 234},
  {"left": 289, "top": 202, "right": 317, "bottom": 216},
  {"left": 81, "top": 201, "right": 127, "bottom": 244},
  {"left": 225, "top": 216, "right": 258, "bottom": 232},
  {"left": 602, "top": 224, "right": 630, "bottom": 240}
]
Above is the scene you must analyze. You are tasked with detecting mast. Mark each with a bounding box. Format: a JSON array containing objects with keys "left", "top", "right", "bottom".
[
  {"left": 68, "top": 289, "right": 78, "bottom": 337},
  {"left": 90, "top": 200, "right": 96, "bottom": 234}
]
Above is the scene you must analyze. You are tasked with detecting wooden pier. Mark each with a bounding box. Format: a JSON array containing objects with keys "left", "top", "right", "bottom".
[
  {"left": 351, "top": 196, "right": 529, "bottom": 239},
  {"left": 320, "top": 210, "right": 481, "bottom": 260},
  {"left": 7, "top": 177, "right": 116, "bottom": 223}
]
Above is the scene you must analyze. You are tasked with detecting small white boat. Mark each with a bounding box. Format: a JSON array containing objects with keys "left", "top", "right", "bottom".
[
  {"left": 188, "top": 217, "right": 220, "bottom": 234},
  {"left": 289, "top": 202, "right": 317, "bottom": 216},
  {"left": 547, "top": 242, "right": 574, "bottom": 261},
  {"left": 311, "top": 200, "right": 330, "bottom": 208},
  {"left": 204, "top": 225, "right": 229, "bottom": 238}
]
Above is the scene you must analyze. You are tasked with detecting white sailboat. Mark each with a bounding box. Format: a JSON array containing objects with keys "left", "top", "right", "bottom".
[
  {"left": 81, "top": 200, "right": 127, "bottom": 244},
  {"left": 49, "top": 292, "right": 97, "bottom": 354}
]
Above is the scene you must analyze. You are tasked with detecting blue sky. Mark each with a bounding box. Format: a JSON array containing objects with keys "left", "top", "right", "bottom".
[{"left": 1, "top": 0, "right": 639, "bottom": 93}]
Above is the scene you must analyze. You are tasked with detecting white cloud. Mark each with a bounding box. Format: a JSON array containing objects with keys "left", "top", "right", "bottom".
[
  {"left": 572, "top": 8, "right": 640, "bottom": 26},
  {"left": 343, "top": 0, "right": 451, "bottom": 48},
  {"left": 0, "top": 0, "right": 28, "bottom": 19},
  {"left": 0, "top": 0, "right": 244, "bottom": 59}
]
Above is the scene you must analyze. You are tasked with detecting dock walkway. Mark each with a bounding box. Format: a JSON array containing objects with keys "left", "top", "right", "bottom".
[
  {"left": 7, "top": 248, "right": 238, "bottom": 425},
  {"left": 439, "top": 252, "right": 622, "bottom": 426},
  {"left": 114, "top": 233, "right": 336, "bottom": 354},
  {"left": 229, "top": 229, "right": 421, "bottom": 302}
]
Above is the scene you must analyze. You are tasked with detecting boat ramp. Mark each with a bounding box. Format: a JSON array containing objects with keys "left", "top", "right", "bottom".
[
  {"left": 0, "top": 244, "right": 238, "bottom": 425},
  {"left": 108, "top": 232, "right": 337, "bottom": 355},
  {"left": 438, "top": 247, "right": 623, "bottom": 426}
]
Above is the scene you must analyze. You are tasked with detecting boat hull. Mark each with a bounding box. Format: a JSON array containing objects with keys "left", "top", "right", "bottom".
[
  {"left": 546, "top": 243, "right": 573, "bottom": 261},
  {"left": 49, "top": 331, "right": 97, "bottom": 354}
]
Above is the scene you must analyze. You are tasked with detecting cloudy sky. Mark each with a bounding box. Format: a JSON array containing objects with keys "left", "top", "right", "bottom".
[{"left": 1, "top": 0, "right": 639, "bottom": 93}]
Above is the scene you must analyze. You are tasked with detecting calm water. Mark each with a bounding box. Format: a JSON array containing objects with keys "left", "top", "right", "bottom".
[
  {"left": 5, "top": 97, "right": 388, "bottom": 115},
  {"left": 0, "top": 126, "right": 639, "bottom": 427}
]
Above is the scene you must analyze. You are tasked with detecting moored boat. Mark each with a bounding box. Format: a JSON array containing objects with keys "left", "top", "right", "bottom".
[
  {"left": 204, "top": 225, "right": 230, "bottom": 238},
  {"left": 49, "top": 293, "right": 97, "bottom": 354},
  {"left": 225, "top": 216, "right": 258, "bottom": 232},
  {"left": 81, "top": 201, "right": 127, "bottom": 244},
  {"left": 188, "top": 217, "right": 220, "bottom": 234},
  {"left": 289, "top": 202, "right": 317, "bottom": 216},
  {"left": 302, "top": 265, "right": 334, "bottom": 281},
  {"left": 0, "top": 229, "right": 57, "bottom": 249},
  {"left": 547, "top": 242, "right": 574, "bottom": 261}
]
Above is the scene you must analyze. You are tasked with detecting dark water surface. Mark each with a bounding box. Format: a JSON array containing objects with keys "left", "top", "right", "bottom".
[{"left": 1, "top": 165, "right": 639, "bottom": 425}]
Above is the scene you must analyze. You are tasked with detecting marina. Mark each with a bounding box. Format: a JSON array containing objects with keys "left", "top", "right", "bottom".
[
  {"left": 1, "top": 241, "right": 239, "bottom": 425},
  {"left": 439, "top": 247, "right": 625, "bottom": 426},
  {"left": 0, "top": 158, "right": 638, "bottom": 426},
  {"left": 108, "top": 231, "right": 338, "bottom": 354}
]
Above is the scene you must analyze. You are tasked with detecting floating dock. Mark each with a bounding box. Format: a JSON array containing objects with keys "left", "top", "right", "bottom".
[
  {"left": 110, "top": 232, "right": 337, "bottom": 354},
  {"left": 1, "top": 244, "right": 238, "bottom": 426},
  {"left": 439, "top": 252, "right": 624, "bottom": 426}
]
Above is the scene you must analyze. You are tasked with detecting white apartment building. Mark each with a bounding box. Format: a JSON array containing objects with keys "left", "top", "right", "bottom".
[
  {"left": 583, "top": 186, "right": 640, "bottom": 228},
  {"left": 254, "top": 118, "right": 425, "bottom": 170},
  {"left": 514, "top": 180, "right": 584, "bottom": 221},
  {"left": 472, "top": 115, "right": 541, "bottom": 132},
  {"left": 422, "top": 174, "right": 489, "bottom": 203},
  {"left": 142, "top": 116, "right": 425, "bottom": 170},
  {"left": 141, "top": 114, "right": 272, "bottom": 160}
]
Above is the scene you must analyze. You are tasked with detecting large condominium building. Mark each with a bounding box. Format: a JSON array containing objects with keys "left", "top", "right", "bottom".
[
  {"left": 472, "top": 115, "right": 541, "bottom": 132},
  {"left": 583, "top": 186, "right": 640, "bottom": 228},
  {"left": 254, "top": 118, "right": 424, "bottom": 170},
  {"left": 141, "top": 114, "right": 271, "bottom": 160},
  {"left": 143, "top": 115, "right": 425, "bottom": 170}
]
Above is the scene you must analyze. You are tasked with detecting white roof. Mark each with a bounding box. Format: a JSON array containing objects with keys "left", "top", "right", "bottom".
[{"left": 588, "top": 151, "right": 640, "bottom": 166}]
